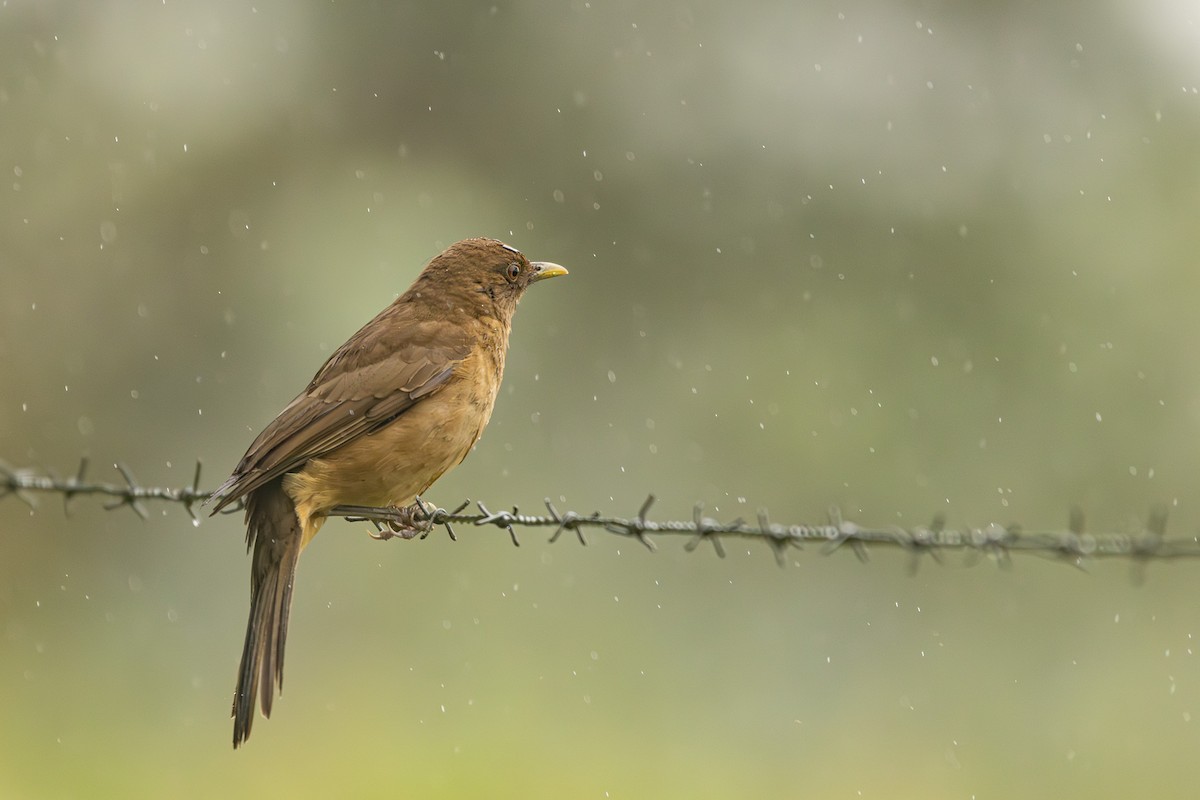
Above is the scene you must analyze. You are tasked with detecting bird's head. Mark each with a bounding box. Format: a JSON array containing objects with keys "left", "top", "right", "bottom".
[{"left": 407, "top": 238, "right": 568, "bottom": 320}]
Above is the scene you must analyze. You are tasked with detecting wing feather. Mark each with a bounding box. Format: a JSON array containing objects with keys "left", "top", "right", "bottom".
[{"left": 209, "top": 305, "right": 471, "bottom": 513}]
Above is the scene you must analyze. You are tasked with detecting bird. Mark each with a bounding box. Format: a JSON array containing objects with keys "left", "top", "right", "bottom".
[{"left": 207, "top": 238, "right": 567, "bottom": 748}]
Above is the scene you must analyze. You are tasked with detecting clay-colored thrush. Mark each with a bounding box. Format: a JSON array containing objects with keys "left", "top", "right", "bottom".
[{"left": 208, "top": 238, "right": 567, "bottom": 747}]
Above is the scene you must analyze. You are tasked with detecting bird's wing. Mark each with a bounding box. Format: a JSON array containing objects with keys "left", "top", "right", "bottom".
[{"left": 208, "top": 309, "right": 471, "bottom": 513}]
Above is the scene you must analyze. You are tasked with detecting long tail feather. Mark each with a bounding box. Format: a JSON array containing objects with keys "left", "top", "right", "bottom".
[{"left": 232, "top": 478, "right": 301, "bottom": 748}]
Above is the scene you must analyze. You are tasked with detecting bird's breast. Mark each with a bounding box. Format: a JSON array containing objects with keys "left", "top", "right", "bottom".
[{"left": 284, "top": 345, "right": 505, "bottom": 527}]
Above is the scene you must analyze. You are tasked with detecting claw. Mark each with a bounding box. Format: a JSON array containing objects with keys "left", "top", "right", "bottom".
[{"left": 367, "top": 501, "right": 434, "bottom": 541}]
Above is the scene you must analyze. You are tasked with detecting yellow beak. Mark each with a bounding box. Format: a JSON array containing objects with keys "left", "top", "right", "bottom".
[{"left": 529, "top": 261, "right": 569, "bottom": 282}]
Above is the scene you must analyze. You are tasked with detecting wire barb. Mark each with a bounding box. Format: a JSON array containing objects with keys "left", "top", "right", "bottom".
[
  {"left": 475, "top": 501, "right": 521, "bottom": 547},
  {"left": 605, "top": 495, "right": 656, "bottom": 552},
  {"left": 61, "top": 457, "right": 91, "bottom": 516},
  {"left": 545, "top": 498, "right": 590, "bottom": 546},
  {"left": 6, "top": 460, "right": 1200, "bottom": 568},
  {"left": 684, "top": 502, "right": 726, "bottom": 558}
]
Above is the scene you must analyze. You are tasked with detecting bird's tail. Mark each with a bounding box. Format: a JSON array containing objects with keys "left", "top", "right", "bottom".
[{"left": 232, "top": 478, "right": 302, "bottom": 748}]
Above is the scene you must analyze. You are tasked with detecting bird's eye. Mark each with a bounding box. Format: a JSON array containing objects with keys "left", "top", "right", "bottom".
[{"left": 505, "top": 262, "right": 521, "bottom": 281}]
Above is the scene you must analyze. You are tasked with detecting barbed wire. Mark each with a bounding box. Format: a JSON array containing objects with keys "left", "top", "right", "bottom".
[{"left": 3, "top": 457, "right": 1197, "bottom": 569}]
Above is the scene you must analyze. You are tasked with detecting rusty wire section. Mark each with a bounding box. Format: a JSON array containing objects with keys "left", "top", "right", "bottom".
[{"left": 3, "top": 458, "right": 1197, "bottom": 567}]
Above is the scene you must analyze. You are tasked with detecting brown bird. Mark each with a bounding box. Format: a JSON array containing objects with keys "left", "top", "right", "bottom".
[{"left": 207, "top": 238, "right": 567, "bottom": 748}]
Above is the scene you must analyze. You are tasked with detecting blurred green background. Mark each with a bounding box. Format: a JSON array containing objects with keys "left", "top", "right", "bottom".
[{"left": 3, "top": 1, "right": 1200, "bottom": 797}]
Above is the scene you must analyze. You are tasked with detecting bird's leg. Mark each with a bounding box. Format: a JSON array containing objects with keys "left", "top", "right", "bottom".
[{"left": 368, "top": 497, "right": 435, "bottom": 541}]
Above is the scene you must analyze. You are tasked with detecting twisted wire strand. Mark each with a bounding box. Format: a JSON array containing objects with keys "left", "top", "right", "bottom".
[{"left": 3, "top": 458, "right": 1196, "bottom": 567}]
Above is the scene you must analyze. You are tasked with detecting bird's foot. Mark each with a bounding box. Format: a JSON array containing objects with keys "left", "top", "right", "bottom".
[{"left": 368, "top": 500, "right": 434, "bottom": 541}]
